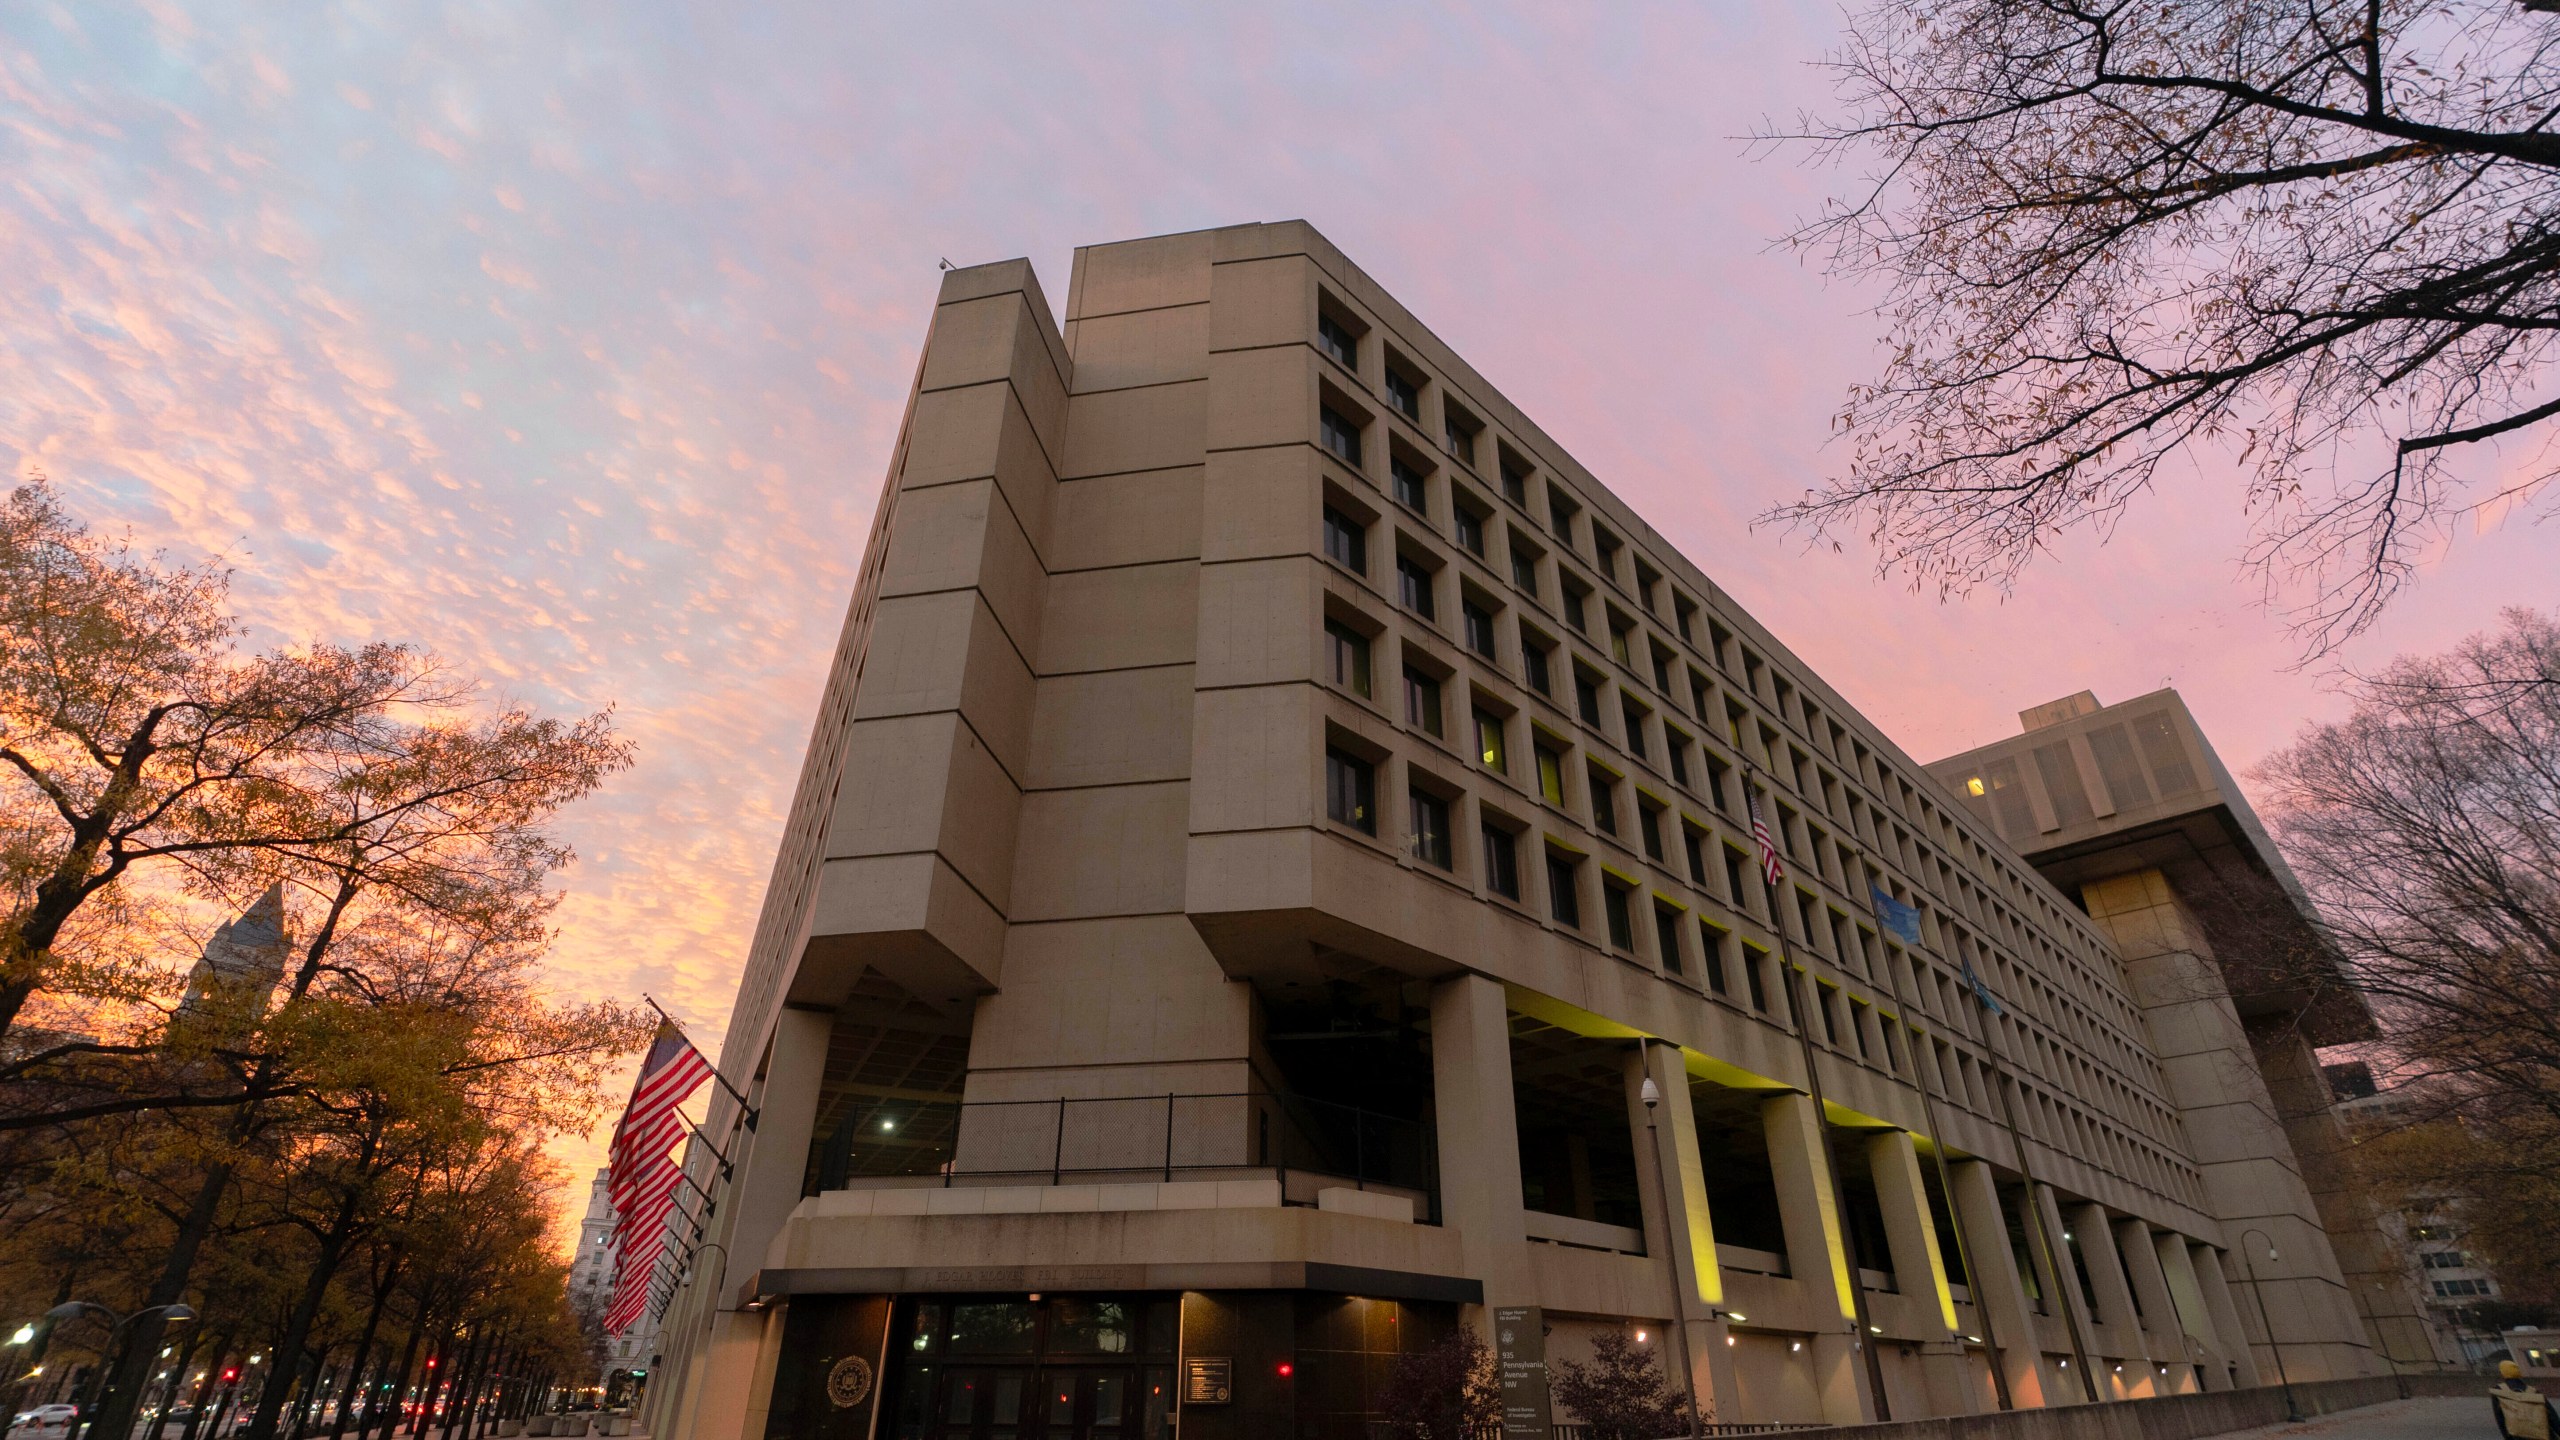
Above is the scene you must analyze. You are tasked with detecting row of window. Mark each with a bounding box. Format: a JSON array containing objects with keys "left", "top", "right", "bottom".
[{"left": 1305, "top": 286, "right": 2203, "bottom": 1201}]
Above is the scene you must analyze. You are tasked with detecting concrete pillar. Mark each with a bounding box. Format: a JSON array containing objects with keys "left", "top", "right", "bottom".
[
  {"left": 1949, "top": 1160, "right": 2047, "bottom": 1408},
  {"left": 2116, "top": 1219, "right": 2197, "bottom": 1391},
  {"left": 2024, "top": 1185, "right": 2099, "bottom": 1393},
  {"left": 1761, "top": 1092, "right": 1871, "bottom": 1424},
  {"left": 1625, "top": 1044, "right": 1739, "bottom": 1421},
  {"left": 1431, "top": 974, "right": 1534, "bottom": 1309},
  {"left": 1866, "top": 1131, "right": 1975, "bottom": 1415},
  {"left": 2066, "top": 1203, "right": 2151, "bottom": 1392},
  {"left": 2184, "top": 1242, "right": 2264, "bottom": 1388}
]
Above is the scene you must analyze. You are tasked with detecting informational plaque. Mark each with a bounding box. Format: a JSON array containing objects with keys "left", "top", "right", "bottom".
[
  {"left": 1183, "top": 1357, "right": 1234, "bottom": 1405},
  {"left": 1495, "top": 1306, "right": 1552, "bottom": 1440}
]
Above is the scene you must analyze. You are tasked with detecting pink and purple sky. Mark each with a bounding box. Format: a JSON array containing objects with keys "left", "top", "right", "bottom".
[{"left": 4, "top": 3, "right": 2549, "bottom": 1207}]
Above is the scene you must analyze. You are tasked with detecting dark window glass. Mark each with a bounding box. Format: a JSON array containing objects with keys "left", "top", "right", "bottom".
[
  {"left": 1743, "top": 946, "right": 1770, "bottom": 1011},
  {"left": 1667, "top": 732, "right": 1690, "bottom": 786},
  {"left": 1323, "top": 620, "right": 1370, "bottom": 697},
  {"left": 1652, "top": 649, "right": 1672, "bottom": 693},
  {"left": 1483, "top": 823, "right": 1520, "bottom": 899},
  {"left": 1594, "top": 527, "right": 1622, "bottom": 575},
  {"left": 1523, "top": 638, "right": 1552, "bottom": 696},
  {"left": 1402, "top": 666, "right": 1443, "bottom": 737},
  {"left": 1641, "top": 805, "right": 1665, "bottom": 862},
  {"left": 1563, "top": 585, "right": 1587, "bottom": 633},
  {"left": 1575, "top": 670, "right": 1603, "bottom": 725},
  {"left": 1722, "top": 844, "right": 1752, "bottom": 911},
  {"left": 1386, "top": 368, "right": 1421, "bottom": 421},
  {"left": 1604, "top": 880, "right": 1635, "bottom": 950},
  {"left": 1455, "top": 505, "right": 1485, "bottom": 556},
  {"left": 1463, "top": 601, "right": 1497, "bottom": 659},
  {"left": 1444, "top": 414, "right": 1476, "bottom": 466},
  {"left": 1536, "top": 746, "right": 1566, "bottom": 806},
  {"left": 1397, "top": 556, "right": 1435, "bottom": 619},
  {"left": 1325, "top": 748, "right": 1375, "bottom": 834},
  {"left": 1322, "top": 505, "right": 1366, "bottom": 574},
  {"left": 1410, "top": 788, "right": 1453, "bottom": 869},
  {"left": 1654, "top": 905, "right": 1684, "bottom": 975},
  {"left": 1501, "top": 456, "right": 1530, "bottom": 506},
  {"left": 1623, "top": 700, "right": 1648, "bottom": 760},
  {"left": 1610, "top": 621, "right": 1632, "bottom": 665},
  {"left": 1548, "top": 494, "right": 1575, "bottom": 541},
  {"left": 1321, "top": 406, "right": 1363, "bottom": 467},
  {"left": 1547, "top": 854, "right": 1581, "bottom": 927},
  {"left": 1476, "top": 709, "right": 1507, "bottom": 772},
  {"left": 1683, "top": 826, "right": 1707, "bottom": 884},
  {"left": 1317, "top": 313, "right": 1359, "bottom": 369},
  {"left": 1391, "top": 456, "right": 1427, "bottom": 512},
  {"left": 1699, "top": 923, "right": 1729, "bottom": 994},
  {"left": 1510, "top": 545, "right": 1538, "bottom": 595},
  {"left": 1590, "top": 768, "right": 1618, "bottom": 835}
]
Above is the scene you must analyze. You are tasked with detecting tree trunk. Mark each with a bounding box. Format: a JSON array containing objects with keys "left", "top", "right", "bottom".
[
  {"left": 328, "top": 1259, "right": 403, "bottom": 1440},
  {"left": 248, "top": 1129, "right": 382, "bottom": 1440},
  {"left": 369, "top": 1323, "right": 426, "bottom": 1440},
  {"left": 91, "top": 1160, "right": 234, "bottom": 1440}
]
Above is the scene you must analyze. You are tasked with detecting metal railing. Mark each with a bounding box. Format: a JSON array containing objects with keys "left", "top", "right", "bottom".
[{"left": 811, "top": 1090, "right": 1438, "bottom": 1220}]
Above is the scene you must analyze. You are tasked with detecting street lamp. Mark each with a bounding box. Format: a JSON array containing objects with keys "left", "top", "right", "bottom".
[
  {"left": 42, "top": 1303, "right": 195, "bottom": 1439},
  {"left": 1639, "top": 1068, "right": 1705, "bottom": 1440},
  {"left": 2237, "top": 1231, "right": 2302, "bottom": 1423}
]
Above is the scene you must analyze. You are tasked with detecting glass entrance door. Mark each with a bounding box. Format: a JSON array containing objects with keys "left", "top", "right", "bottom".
[{"left": 885, "top": 1296, "right": 1175, "bottom": 1440}]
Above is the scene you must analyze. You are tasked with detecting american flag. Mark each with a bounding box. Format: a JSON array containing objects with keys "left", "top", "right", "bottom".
[
  {"left": 1747, "top": 788, "right": 1785, "bottom": 887},
  {"left": 601, "top": 1023, "right": 715, "bottom": 1332}
]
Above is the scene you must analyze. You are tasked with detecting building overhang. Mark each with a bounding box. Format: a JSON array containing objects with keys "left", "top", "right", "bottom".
[{"left": 738, "top": 1260, "right": 1481, "bottom": 1307}]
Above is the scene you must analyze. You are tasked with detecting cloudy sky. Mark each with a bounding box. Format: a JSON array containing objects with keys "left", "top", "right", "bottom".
[{"left": 5, "top": 2, "right": 2550, "bottom": 1204}]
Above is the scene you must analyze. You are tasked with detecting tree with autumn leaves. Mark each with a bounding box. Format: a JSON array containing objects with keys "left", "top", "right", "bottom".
[{"left": 0, "top": 479, "right": 647, "bottom": 1438}]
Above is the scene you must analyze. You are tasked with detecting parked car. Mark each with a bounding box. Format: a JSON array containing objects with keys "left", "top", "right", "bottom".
[{"left": 7, "top": 1405, "right": 79, "bottom": 1440}]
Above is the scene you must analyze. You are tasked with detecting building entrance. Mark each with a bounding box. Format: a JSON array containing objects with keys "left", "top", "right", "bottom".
[{"left": 884, "top": 1297, "right": 1176, "bottom": 1440}]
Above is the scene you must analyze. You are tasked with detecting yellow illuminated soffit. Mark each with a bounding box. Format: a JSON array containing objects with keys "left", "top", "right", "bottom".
[{"left": 1966, "top": 777, "right": 1986, "bottom": 796}]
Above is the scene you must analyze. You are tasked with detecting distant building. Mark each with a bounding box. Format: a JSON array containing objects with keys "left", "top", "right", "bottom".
[
  {"left": 573, "top": 1167, "right": 669, "bottom": 1404},
  {"left": 645, "top": 223, "right": 2409, "bottom": 1440},
  {"left": 2324, "top": 1069, "right": 2507, "bottom": 1366}
]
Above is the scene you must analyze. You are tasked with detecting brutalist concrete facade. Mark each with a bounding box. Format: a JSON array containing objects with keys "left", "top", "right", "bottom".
[{"left": 642, "top": 223, "right": 2386, "bottom": 1440}]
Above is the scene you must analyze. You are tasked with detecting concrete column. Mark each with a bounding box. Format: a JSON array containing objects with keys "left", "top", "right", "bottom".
[
  {"left": 1624, "top": 1044, "right": 1739, "bottom": 1421},
  {"left": 2025, "top": 1184, "right": 2099, "bottom": 1399},
  {"left": 1949, "top": 1160, "right": 2047, "bottom": 1408},
  {"left": 2066, "top": 1203, "right": 2151, "bottom": 1391},
  {"left": 1431, "top": 974, "right": 1534, "bottom": 1308},
  {"left": 2184, "top": 1242, "right": 2264, "bottom": 1388},
  {"left": 1866, "top": 1131, "right": 1975, "bottom": 1415},
  {"left": 2116, "top": 1219, "right": 2197, "bottom": 1391},
  {"left": 1760, "top": 1092, "right": 1871, "bottom": 1424}
]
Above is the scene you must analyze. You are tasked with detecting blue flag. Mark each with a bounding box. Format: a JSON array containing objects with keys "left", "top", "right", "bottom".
[
  {"left": 1869, "top": 885, "right": 1924, "bottom": 947},
  {"left": 1960, "top": 955, "right": 2007, "bottom": 1016}
]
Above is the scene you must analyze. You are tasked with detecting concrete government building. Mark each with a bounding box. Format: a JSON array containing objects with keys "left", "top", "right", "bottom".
[{"left": 643, "top": 222, "right": 2431, "bottom": 1440}]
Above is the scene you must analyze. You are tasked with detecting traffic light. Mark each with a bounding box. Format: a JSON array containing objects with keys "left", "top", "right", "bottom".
[{"left": 221, "top": 1367, "right": 240, "bottom": 1384}]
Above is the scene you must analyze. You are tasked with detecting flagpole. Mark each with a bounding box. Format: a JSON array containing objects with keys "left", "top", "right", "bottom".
[
  {"left": 643, "top": 994, "right": 761, "bottom": 1130},
  {"left": 1852, "top": 854, "right": 2014, "bottom": 1411},
  {"left": 1743, "top": 765, "right": 1890, "bottom": 1422}
]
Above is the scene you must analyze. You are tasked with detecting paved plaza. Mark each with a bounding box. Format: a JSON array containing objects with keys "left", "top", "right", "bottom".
[{"left": 2223, "top": 1399, "right": 2496, "bottom": 1440}]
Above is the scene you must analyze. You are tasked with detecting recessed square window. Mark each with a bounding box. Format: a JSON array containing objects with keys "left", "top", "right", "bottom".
[
  {"left": 1390, "top": 455, "right": 1428, "bottom": 514},
  {"left": 1574, "top": 667, "right": 1605, "bottom": 726},
  {"left": 1317, "top": 311, "right": 1360, "bottom": 370},
  {"left": 1589, "top": 765, "right": 1619, "bottom": 835},
  {"left": 1385, "top": 365, "right": 1421, "bottom": 423},
  {"left": 1535, "top": 742, "right": 1567, "bottom": 808},
  {"left": 1402, "top": 665, "right": 1443, "bottom": 737},
  {"left": 1325, "top": 748, "right": 1375, "bottom": 835},
  {"left": 1454, "top": 502, "right": 1486, "bottom": 557},
  {"left": 1322, "top": 505, "right": 1367, "bottom": 576},
  {"left": 1462, "top": 599, "right": 1498, "bottom": 660},
  {"left": 1321, "top": 405, "right": 1364, "bottom": 468},
  {"left": 1475, "top": 707, "right": 1508, "bottom": 773},
  {"left": 1546, "top": 851, "right": 1582, "bottom": 929},
  {"left": 1603, "top": 877, "right": 1636, "bottom": 951},
  {"left": 1443, "top": 403, "right": 1481, "bottom": 467},
  {"left": 1409, "top": 788, "right": 1452, "bottom": 869},
  {"left": 1482, "top": 821, "right": 1520, "bottom": 899},
  {"left": 1498, "top": 446, "right": 1531, "bottom": 506},
  {"left": 1622, "top": 699, "right": 1649, "bottom": 761},
  {"left": 1654, "top": 902, "right": 1685, "bottom": 975},
  {"left": 1396, "top": 555, "right": 1436, "bottom": 621},
  {"left": 1522, "top": 633, "right": 1553, "bottom": 697},
  {"left": 1323, "top": 620, "right": 1371, "bottom": 698}
]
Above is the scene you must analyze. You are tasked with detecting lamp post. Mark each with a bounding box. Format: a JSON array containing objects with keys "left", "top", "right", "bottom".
[
  {"left": 43, "top": 1303, "right": 197, "bottom": 1440},
  {"left": 1639, "top": 1066, "right": 1705, "bottom": 1440},
  {"left": 2236, "top": 1231, "right": 2301, "bottom": 1422}
]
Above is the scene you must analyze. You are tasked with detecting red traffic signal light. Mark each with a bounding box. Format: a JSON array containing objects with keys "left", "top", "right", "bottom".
[
  {"left": 221, "top": 1368, "right": 240, "bottom": 1383},
  {"left": 1275, "top": 1363, "right": 1293, "bottom": 1378}
]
